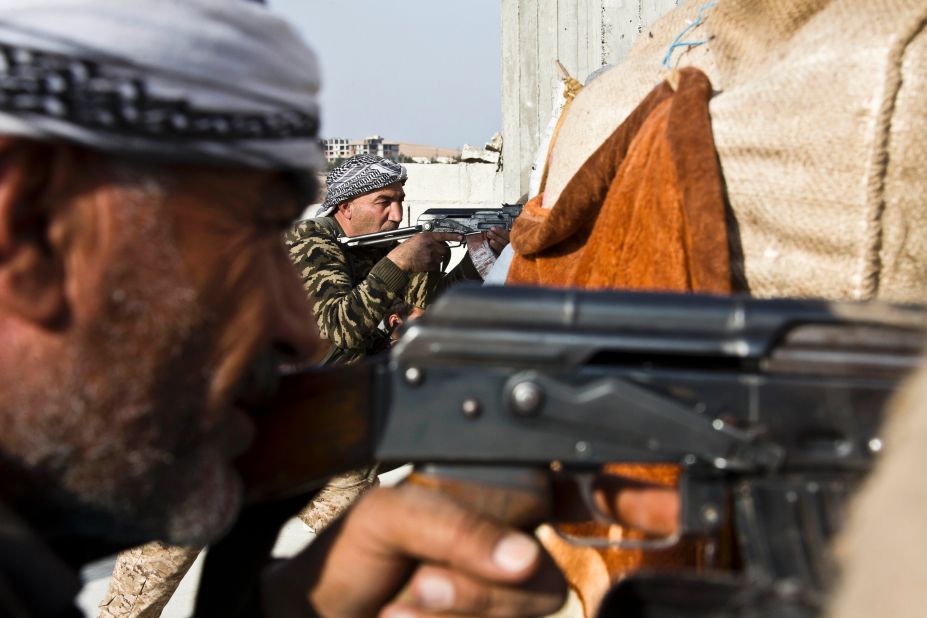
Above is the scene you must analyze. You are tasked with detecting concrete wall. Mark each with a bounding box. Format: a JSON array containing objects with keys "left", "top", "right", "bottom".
[
  {"left": 401, "top": 162, "right": 504, "bottom": 224},
  {"left": 501, "top": 0, "right": 681, "bottom": 202}
]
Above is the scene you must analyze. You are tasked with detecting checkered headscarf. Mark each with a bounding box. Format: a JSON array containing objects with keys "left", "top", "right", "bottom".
[
  {"left": 0, "top": 0, "right": 322, "bottom": 180},
  {"left": 316, "top": 154, "right": 408, "bottom": 216}
]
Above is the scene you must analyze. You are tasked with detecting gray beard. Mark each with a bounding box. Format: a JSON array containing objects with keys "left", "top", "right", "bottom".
[{"left": 0, "top": 169, "right": 240, "bottom": 547}]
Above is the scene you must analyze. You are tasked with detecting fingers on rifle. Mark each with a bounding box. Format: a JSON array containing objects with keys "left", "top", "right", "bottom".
[
  {"left": 356, "top": 486, "right": 544, "bottom": 582},
  {"left": 485, "top": 228, "right": 510, "bottom": 254},
  {"left": 382, "top": 563, "right": 566, "bottom": 617},
  {"left": 592, "top": 480, "right": 680, "bottom": 536},
  {"left": 618, "top": 487, "right": 679, "bottom": 536},
  {"left": 489, "top": 226, "right": 511, "bottom": 242}
]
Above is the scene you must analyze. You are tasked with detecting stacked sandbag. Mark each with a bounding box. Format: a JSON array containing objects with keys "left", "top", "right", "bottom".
[{"left": 543, "top": 0, "right": 927, "bottom": 302}]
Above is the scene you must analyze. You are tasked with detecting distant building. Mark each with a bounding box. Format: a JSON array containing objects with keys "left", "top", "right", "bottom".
[
  {"left": 322, "top": 135, "right": 400, "bottom": 163},
  {"left": 323, "top": 137, "right": 353, "bottom": 161},
  {"left": 355, "top": 135, "right": 399, "bottom": 160},
  {"left": 322, "top": 135, "right": 459, "bottom": 164}
]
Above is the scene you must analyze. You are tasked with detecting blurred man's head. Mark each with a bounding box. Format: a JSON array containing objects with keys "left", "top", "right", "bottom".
[
  {"left": 386, "top": 302, "right": 425, "bottom": 343},
  {"left": 317, "top": 155, "right": 409, "bottom": 236},
  {"left": 0, "top": 0, "right": 321, "bottom": 546}
]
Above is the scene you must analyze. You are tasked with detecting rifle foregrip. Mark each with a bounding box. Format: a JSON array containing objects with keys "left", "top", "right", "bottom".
[{"left": 406, "top": 465, "right": 553, "bottom": 528}]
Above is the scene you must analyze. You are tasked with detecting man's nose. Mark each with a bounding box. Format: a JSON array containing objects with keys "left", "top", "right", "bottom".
[{"left": 388, "top": 201, "right": 403, "bottom": 222}]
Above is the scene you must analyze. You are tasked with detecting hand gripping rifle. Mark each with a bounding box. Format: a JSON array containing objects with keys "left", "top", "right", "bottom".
[
  {"left": 337, "top": 204, "right": 522, "bottom": 248},
  {"left": 212, "top": 285, "right": 924, "bottom": 616}
]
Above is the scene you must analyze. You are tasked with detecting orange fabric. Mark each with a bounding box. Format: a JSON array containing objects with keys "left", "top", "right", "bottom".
[
  {"left": 509, "top": 69, "right": 734, "bottom": 616},
  {"left": 508, "top": 68, "right": 731, "bottom": 293}
]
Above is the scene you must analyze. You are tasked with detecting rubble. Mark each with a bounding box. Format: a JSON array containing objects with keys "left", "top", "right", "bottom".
[
  {"left": 460, "top": 142, "right": 501, "bottom": 164},
  {"left": 485, "top": 132, "right": 503, "bottom": 152}
]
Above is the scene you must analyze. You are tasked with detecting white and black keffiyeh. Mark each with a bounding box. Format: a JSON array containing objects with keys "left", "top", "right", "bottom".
[
  {"left": 0, "top": 0, "right": 322, "bottom": 181},
  {"left": 317, "top": 154, "right": 408, "bottom": 216}
]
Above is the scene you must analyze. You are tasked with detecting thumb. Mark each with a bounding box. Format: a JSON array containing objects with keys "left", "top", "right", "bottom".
[
  {"left": 295, "top": 485, "right": 545, "bottom": 617},
  {"left": 350, "top": 484, "right": 543, "bottom": 582}
]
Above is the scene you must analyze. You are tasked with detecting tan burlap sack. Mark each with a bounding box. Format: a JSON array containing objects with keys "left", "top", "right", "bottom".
[{"left": 544, "top": 0, "right": 927, "bottom": 302}]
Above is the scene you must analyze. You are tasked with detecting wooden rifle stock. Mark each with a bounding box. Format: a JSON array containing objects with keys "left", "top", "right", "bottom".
[
  {"left": 235, "top": 361, "right": 556, "bottom": 530},
  {"left": 235, "top": 363, "right": 379, "bottom": 502}
]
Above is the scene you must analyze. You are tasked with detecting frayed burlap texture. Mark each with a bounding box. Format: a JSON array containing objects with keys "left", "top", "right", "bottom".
[{"left": 543, "top": 0, "right": 927, "bottom": 302}]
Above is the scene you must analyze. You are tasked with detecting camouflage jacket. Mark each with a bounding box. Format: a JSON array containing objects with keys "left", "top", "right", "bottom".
[{"left": 284, "top": 216, "right": 481, "bottom": 365}]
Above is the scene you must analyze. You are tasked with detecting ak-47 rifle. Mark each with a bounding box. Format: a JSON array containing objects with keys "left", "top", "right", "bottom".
[
  {"left": 337, "top": 204, "right": 522, "bottom": 248},
  {"left": 213, "top": 285, "right": 924, "bottom": 616}
]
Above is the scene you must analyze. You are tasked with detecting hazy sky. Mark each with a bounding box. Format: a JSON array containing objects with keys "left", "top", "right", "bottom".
[{"left": 268, "top": 0, "right": 502, "bottom": 149}]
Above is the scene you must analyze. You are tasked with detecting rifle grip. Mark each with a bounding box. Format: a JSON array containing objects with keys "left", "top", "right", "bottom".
[{"left": 406, "top": 465, "right": 553, "bottom": 528}]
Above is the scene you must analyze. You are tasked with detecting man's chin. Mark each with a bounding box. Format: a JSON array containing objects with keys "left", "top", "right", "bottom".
[
  {"left": 159, "top": 447, "right": 243, "bottom": 546},
  {"left": 20, "top": 446, "right": 242, "bottom": 549}
]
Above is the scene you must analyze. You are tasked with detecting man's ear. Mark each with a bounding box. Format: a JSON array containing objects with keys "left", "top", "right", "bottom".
[
  {"left": 387, "top": 314, "right": 401, "bottom": 330},
  {"left": 0, "top": 139, "right": 70, "bottom": 328},
  {"left": 333, "top": 201, "right": 353, "bottom": 236}
]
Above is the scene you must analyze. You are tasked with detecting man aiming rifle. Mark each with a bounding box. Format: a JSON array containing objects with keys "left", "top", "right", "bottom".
[{"left": 286, "top": 153, "right": 510, "bottom": 365}]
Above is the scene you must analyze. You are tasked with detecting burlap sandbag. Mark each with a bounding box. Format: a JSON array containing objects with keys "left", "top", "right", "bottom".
[{"left": 544, "top": 0, "right": 927, "bottom": 302}]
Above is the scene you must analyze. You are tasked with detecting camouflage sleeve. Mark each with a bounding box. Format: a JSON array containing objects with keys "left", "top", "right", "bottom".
[
  {"left": 285, "top": 221, "right": 408, "bottom": 352},
  {"left": 403, "top": 252, "right": 482, "bottom": 309}
]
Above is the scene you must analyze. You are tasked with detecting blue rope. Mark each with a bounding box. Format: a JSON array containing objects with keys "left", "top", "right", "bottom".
[{"left": 661, "top": 1, "right": 717, "bottom": 69}]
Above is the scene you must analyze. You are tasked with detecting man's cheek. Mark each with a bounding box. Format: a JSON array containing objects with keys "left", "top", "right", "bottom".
[
  {"left": 179, "top": 235, "right": 269, "bottom": 408},
  {"left": 194, "top": 230, "right": 266, "bottom": 308},
  {"left": 171, "top": 207, "right": 256, "bottom": 294}
]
